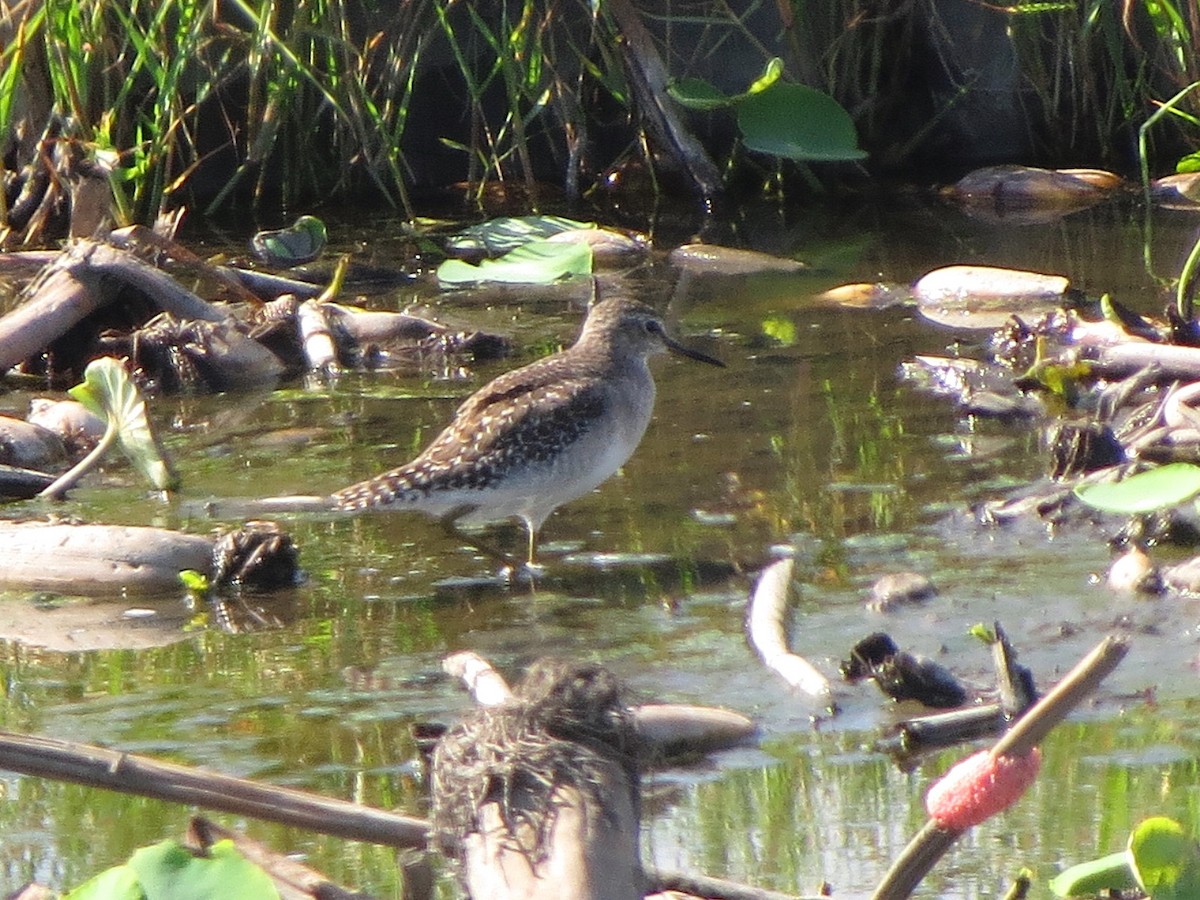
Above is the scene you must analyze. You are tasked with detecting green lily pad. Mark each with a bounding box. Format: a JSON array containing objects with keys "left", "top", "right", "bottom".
[
  {"left": 668, "top": 77, "right": 734, "bottom": 111},
  {"left": 1074, "top": 463, "right": 1200, "bottom": 515},
  {"left": 1128, "top": 816, "right": 1200, "bottom": 899},
  {"left": 69, "top": 357, "right": 179, "bottom": 491},
  {"left": 64, "top": 839, "right": 278, "bottom": 900},
  {"left": 63, "top": 862, "right": 145, "bottom": 900},
  {"left": 445, "top": 215, "right": 593, "bottom": 256},
  {"left": 437, "top": 239, "right": 593, "bottom": 285},
  {"left": 250, "top": 215, "right": 327, "bottom": 266},
  {"left": 668, "top": 57, "right": 784, "bottom": 111},
  {"left": 1049, "top": 850, "right": 1139, "bottom": 897},
  {"left": 736, "top": 83, "right": 866, "bottom": 162}
]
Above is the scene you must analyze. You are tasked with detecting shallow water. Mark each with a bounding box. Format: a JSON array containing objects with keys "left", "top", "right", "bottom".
[{"left": 2, "top": 194, "right": 1200, "bottom": 896}]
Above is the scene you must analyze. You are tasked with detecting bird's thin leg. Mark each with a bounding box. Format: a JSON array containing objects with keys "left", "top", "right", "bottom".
[
  {"left": 437, "top": 506, "right": 524, "bottom": 572},
  {"left": 522, "top": 518, "right": 546, "bottom": 577}
]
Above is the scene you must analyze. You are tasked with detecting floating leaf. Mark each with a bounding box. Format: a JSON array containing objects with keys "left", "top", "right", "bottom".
[
  {"left": 761, "top": 315, "right": 797, "bottom": 346},
  {"left": 69, "top": 357, "right": 179, "bottom": 491},
  {"left": 64, "top": 839, "right": 278, "bottom": 900},
  {"left": 1049, "top": 850, "right": 1139, "bottom": 897},
  {"left": 437, "top": 239, "right": 593, "bottom": 285},
  {"left": 1128, "top": 817, "right": 1200, "bottom": 899},
  {"left": 736, "top": 83, "right": 866, "bottom": 162},
  {"left": 63, "top": 863, "right": 144, "bottom": 900},
  {"left": 669, "top": 57, "right": 784, "bottom": 110},
  {"left": 179, "top": 569, "right": 210, "bottom": 596},
  {"left": 134, "top": 839, "right": 279, "bottom": 900},
  {"left": 968, "top": 623, "right": 997, "bottom": 643},
  {"left": 445, "top": 215, "right": 593, "bottom": 256},
  {"left": 250, "top": 215, "right": 327, "bottom": 266},
  {"left": 1074, "top": 463, "right": 1200, "bottom": 515}
]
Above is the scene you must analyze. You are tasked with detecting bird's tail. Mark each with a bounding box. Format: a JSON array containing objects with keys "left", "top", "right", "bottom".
[{"left": 331, "top": 466, "right": 428, "bottom": 511}]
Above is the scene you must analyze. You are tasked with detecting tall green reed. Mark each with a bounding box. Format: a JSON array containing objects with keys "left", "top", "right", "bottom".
[{"left": 2, "top": 0, "right": 431, "bottom": 222}]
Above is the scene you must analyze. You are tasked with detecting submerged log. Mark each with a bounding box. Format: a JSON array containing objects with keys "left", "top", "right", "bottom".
[
  {"left": 0, "top": 520, "right": 299, "bottom": 595},
  {"left": 1085, "top": 341, "right": 1200, "bottom": 381},
  {"left": 0, "top": 521, "right": 213, "bottom": 594}
]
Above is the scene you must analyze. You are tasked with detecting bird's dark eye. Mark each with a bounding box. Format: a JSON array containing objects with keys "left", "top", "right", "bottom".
[{"left": 643, "top": 319, "right": 662, "bottom": 335}]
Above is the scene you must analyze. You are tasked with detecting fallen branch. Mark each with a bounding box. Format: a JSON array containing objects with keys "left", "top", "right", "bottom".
[
  {"left": 605, "top": 0, "right": 723, "bottom": 202},
  {"left": 0, "top": 240, "right": 228, "bottom": 373},
  {"left": 188, "top": 817, "right": 374, "bottom": 900},
  {"left": 0, "top": 730, "right": 430, "bottom": 849},
  {"left": 1086, "top": 341, "right": 1200, "bottom": 382},
  {"left": 647, "top": 868, "right": 820, "bottom": 900}
]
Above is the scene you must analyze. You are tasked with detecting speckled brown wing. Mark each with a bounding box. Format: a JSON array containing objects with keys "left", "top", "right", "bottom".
[{"left": 331, "top": 360, "right": 608, "bottom": 510}]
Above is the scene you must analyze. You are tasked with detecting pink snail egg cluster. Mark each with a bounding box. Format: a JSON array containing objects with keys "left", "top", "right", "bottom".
[{"left": 925, "top": 748, "right": 1042, "bottom": 830}]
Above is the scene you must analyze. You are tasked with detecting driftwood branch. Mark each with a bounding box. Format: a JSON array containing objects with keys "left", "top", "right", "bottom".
[
  {"left": 0, "top": 730, "right": 430, "bottom": 849},
  {"left": 1086, "top": 342, "right": 1200, "bottom": 381},
  {"left": 0, "top": 240, "right": 228, "bottom": 373},
  {"left": 647, "top": 869, "right": 823, "bottom": 900}
]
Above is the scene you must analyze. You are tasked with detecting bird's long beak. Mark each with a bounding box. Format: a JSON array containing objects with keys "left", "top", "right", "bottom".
[{"left": 663, "top": 334, "right": 725, "bottom": 367}]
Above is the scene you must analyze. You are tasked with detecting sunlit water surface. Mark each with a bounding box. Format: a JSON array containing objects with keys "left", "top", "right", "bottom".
[{"left": 2, "top": 195, "right": 1200, "bottom": 897}]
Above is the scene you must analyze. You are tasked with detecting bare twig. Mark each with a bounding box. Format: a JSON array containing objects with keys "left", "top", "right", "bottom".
[
  {"left": 648, "top": 867, "right": 821, "bottom": 900},
  {"left": 0, "top": 730, "right": 430, "bottom": 849}
]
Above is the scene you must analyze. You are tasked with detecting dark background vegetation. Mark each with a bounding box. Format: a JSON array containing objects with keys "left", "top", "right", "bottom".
[{"left": 2, "top": 0, "right": 1199, "bottom": 229}]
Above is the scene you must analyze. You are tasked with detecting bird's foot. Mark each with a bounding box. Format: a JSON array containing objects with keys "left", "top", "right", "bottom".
[{"left": 499, "top": 560, "right": 546, "bottom": 585}]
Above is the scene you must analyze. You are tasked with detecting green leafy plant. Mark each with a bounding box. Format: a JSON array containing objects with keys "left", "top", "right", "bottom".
[
  {"left": 1073, "top": 463, "right": 1200, "bottom": 515},
  {"left": 1051, "top": 816, "right": 1200, "bottom": 898},
  {"left": 63, "top": 838, "right": 279, "bottom": 900},
  {"left": 437, "top": 239, "right": 593, "bottom": 285},
  {"left": 669, "top": 57, "right": 865, "bottom": 163},
  {"left": 445, "top": 214, "right": 594, "bottom": 256},
  {"left": 250, "top": 215, "right": 328, "bottom": 267},
  {"left": 40, "top": 357, "right": 179, "bottom": 500}
]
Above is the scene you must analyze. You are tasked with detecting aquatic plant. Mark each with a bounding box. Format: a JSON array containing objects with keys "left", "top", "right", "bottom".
[
  {"left": 40, "top": 356, "right": 179, "bottom": 500},
  {"left": 3, "top": 0, "right": 1200, "bottom": 223},
  {"left": 1051, "top": 816, "right": 1200, "bottom": 898}
]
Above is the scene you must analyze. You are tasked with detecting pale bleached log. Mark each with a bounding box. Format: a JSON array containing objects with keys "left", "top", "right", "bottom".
[
  {"left": 0, "top": 521, "right": 213, "bottom": 593},
  {"left": 746, "top": 557, "right": 835, "bottom": 706},
  {"left": 298, "top": 299, "right": 340, "bottom": 371},
  {"left": 632, "top": 704, "right": 756, "bottom": 758},
  {"left": 461, "top": 760, "right": 644, "bottom": 900},
  {"left": 1086, "top": 341, "right": 1200, "bottom": 381},
  {"left": 323, "top": 302, "right": 451, "bottom": 344},
  {"left": 442, "top": 651, "right": 514, "bottom": 705}
]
